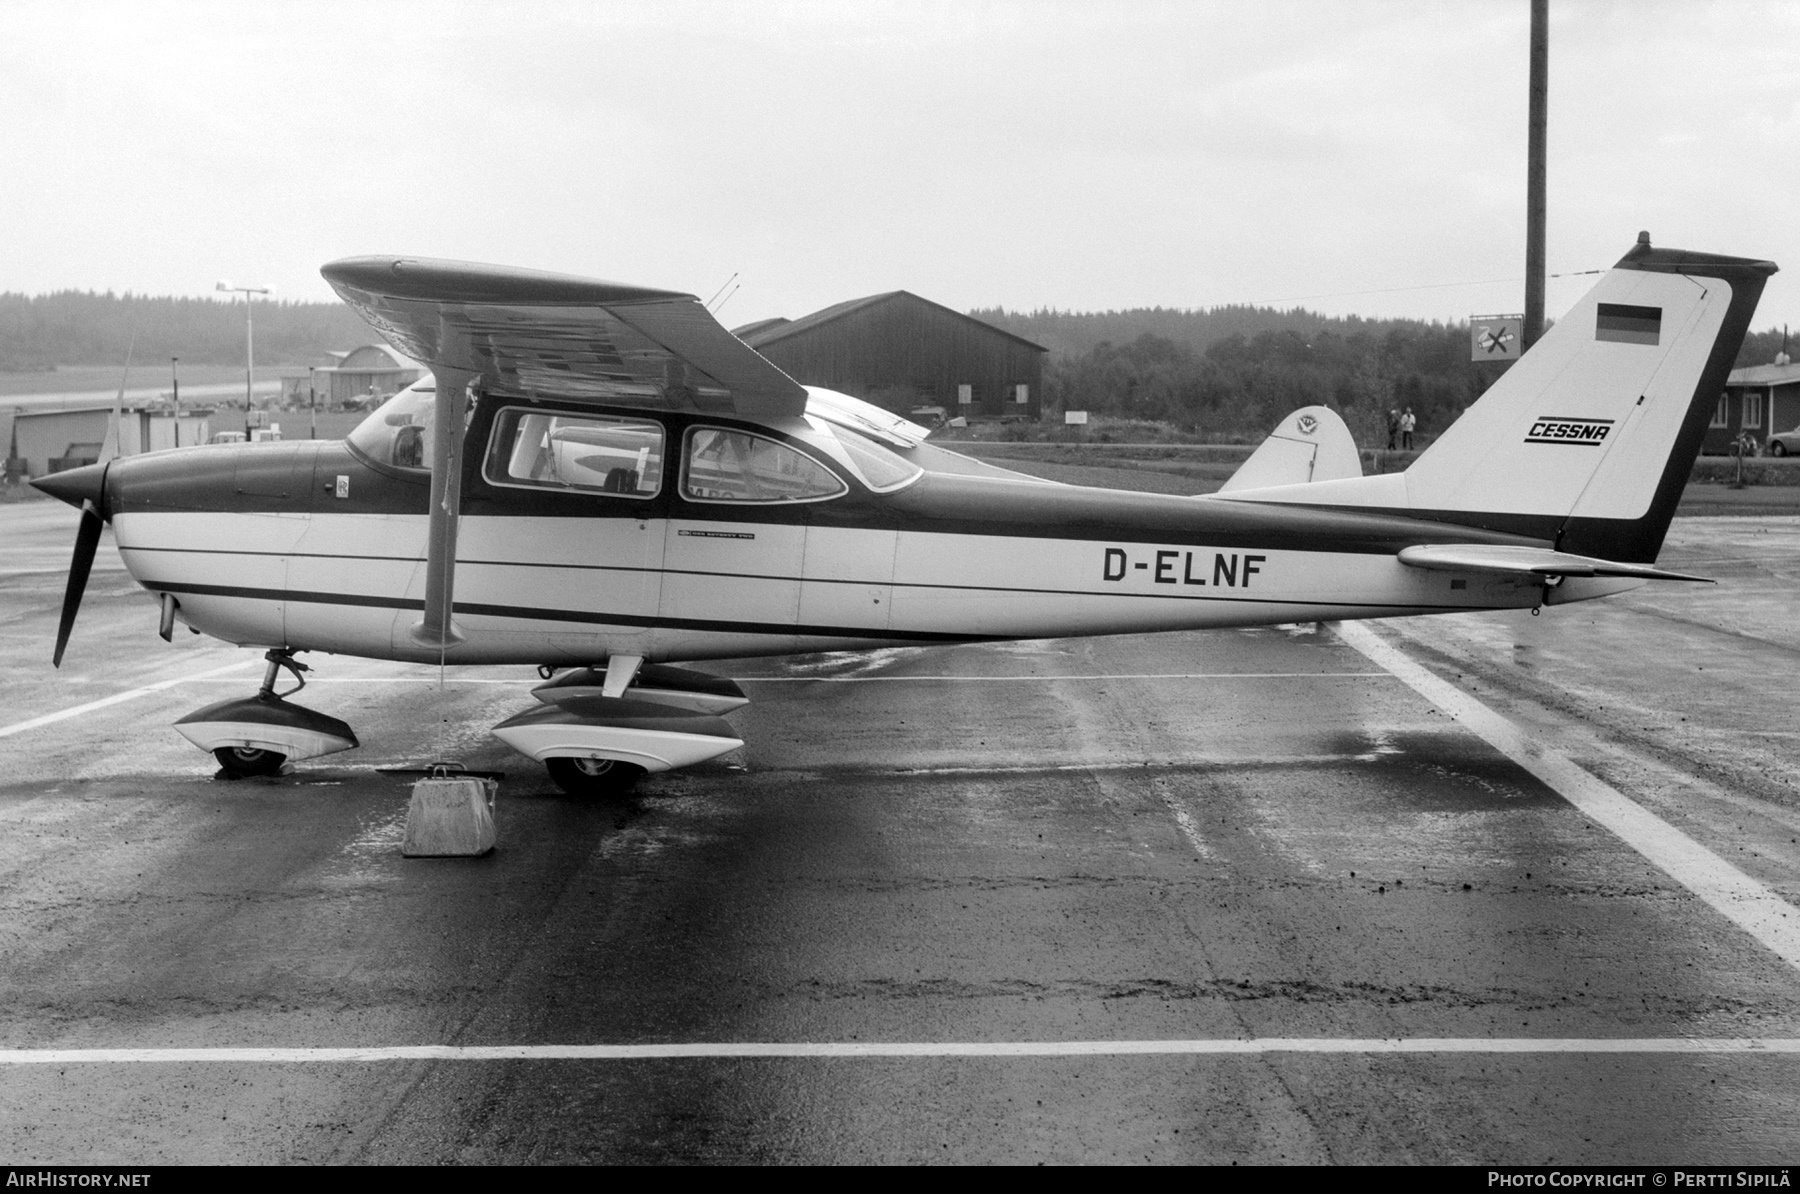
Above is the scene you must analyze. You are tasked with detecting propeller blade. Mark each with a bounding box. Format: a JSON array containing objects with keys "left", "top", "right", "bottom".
[{"left": 53, "top": 499, "right": 104, "bottom": 668}]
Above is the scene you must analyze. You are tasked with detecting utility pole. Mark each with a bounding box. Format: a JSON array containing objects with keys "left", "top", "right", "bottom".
[
  {"left": 171, "top": 357, "right": 180, "bottom": 448},
  {"left": 1523, "top": 0, "right": 1548, "bottom": 350},
  {"left": 308, "top": 366, "right": 317, "bottom": 440},
  {"left": 216, "top": 281, "right": 273, "bottom": 437}
]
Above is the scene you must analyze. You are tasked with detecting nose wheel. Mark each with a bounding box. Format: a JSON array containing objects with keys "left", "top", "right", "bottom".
[
  {"left": 546, "top": 756, "right": 646, "bottom": 797},
  {"left": 174, "top": 649, "right": 360, "bottom": 776},
  {"left": 214, "top": 745, "right": 287, "bottom": 778}
]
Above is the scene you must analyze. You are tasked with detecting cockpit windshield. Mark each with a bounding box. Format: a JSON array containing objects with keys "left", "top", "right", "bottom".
[{"left": 347, "top": 381, "right": 438, "bottom": 471}]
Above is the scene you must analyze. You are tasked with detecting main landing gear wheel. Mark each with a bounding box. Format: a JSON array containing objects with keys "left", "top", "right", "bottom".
[
  {"left": 546, "top": 756, "right": 646, "bottom": 797},
  {"left": 213, "top": 746, "right": 287, "bottom": 778}
]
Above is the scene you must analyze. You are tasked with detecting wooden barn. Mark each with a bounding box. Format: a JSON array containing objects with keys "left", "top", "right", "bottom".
[
  {"left": 1704, "top": 360, "right": 1800, "bottom": 453},
  {"left": 737, "top": 291, "right": 1046, "bottom": 421}
]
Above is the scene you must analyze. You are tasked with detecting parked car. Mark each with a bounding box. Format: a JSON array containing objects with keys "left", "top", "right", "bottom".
[{"left": 1766, "top": 423, "right": 1800, "bottom": 456}]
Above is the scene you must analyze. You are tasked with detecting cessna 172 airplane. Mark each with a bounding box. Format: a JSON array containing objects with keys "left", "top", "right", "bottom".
[{"left": 31, "top": 232, "right": 1775, "bottom": 795}]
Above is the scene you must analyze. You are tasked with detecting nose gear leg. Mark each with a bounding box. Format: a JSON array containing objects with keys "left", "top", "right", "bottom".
[{"left": 174, "top": 649, "right": 358, "bottom": 778}]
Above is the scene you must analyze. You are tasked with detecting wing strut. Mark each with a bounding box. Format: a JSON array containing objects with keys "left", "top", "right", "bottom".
[{"left": 413, "top": 359, "right": 475, "bottom": 648}]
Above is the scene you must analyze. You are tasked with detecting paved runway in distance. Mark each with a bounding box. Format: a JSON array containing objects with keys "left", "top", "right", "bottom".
[{"left": 1, "top": 495, "right": 1798, "bottom": 1164}]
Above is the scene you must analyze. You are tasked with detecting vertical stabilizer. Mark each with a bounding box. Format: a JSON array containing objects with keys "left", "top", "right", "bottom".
[
  {"left": 1213, "top": 236, "right": 1774, "bottom": 563},
  {"left": 1401, "top": 235, "right": 1773, "bottom": 560}
]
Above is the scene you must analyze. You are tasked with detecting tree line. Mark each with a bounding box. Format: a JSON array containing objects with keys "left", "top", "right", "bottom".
[
  {"left": 5, "top": 290, "right": 1790, "bottom": 445},
  {"left": 976, "top": 305, "right": 1796, "bottom": 444},
  {"left": 0, "top": 291, "right": 375, "bottom": 372}
]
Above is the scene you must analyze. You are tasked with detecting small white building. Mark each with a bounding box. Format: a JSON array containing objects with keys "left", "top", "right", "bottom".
[{"left": 12, "top": 406, "right": 212, "bottom": 477}]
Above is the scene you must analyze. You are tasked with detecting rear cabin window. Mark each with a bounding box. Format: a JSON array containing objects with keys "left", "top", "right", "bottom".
[
  {"left": 682, "top": 427, "right": 846, "bottom": 503},
  {"left": 485, "top": 409, "right": 664, "bottom": 498},
  {"left": 815, "top": 422, "right": 924, "bottom": 492}
]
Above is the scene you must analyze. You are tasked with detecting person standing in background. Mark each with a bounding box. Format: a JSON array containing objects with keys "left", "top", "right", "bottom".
[
  {"left": 1400, "top": 407, "right": 1417, "bottom": 450},
  {"left": 1386, "top": 409, "right": 1399, "bottom": 450}
]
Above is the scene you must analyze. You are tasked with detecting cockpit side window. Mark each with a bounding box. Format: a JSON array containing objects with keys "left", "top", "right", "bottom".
[
  {"left": 681, "top": 427, "right": 847, "bottom": 503},
  {"left": 346, "top": 382, "right": 439, "bottom": 472},
  {"left": 483, "top": 408, "right": 664, "bottom": 498}
]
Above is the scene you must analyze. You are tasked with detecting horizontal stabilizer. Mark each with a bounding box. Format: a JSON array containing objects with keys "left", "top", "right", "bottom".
[
  {"left": 1397, "top": 544, "right": 1711, "bottom": 583},
  {"left": 1219, "top": 406, "right": 1362, "bottom": 494}
]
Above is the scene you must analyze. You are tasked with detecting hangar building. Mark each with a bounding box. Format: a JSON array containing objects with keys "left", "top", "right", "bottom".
[
  {"left": 1707, "top": 359, "right": 1800, "bottom": 453},
  {"left": 737, "top": 292, "right": 1046, "bottom": 421},
  {"left": 11, "top": 406, "right": 212, "bottom": 477},
  {"left": 278, "top": 344, "right": 425, "bottom": 409}
]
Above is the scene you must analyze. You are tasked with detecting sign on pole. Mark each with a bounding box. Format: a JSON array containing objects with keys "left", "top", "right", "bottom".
[{"left": 1470, "top": 314, "right": 1523, "bottom": 362}]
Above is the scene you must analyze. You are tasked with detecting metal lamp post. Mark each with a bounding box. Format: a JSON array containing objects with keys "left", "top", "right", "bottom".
[{"left": 216, "top": 281, "right": 273, "bottom": 436}]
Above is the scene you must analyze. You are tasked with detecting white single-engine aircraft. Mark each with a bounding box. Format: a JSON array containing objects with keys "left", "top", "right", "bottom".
[{"left": 33, "top": 233, "right": 1774, "bottom": 794}]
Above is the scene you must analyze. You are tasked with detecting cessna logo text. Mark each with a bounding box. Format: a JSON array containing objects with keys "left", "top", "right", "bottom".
[
  {"left": 1525, "top": 417, "right": 1613, "bottom": 446},
  {"left": 1104, "top": 548, "right": 1265, "bottom": 588}
]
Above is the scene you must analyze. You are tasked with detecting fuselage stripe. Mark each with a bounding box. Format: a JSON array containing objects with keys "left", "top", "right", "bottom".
[
  {"left": 123, "top": 548, "right": 1473, "bottom": 609},
  {"left": 137, "top": 577, "right": 1469, "bottom": 643}
]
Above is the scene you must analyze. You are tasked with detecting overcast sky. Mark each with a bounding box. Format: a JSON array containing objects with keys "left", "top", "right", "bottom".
[{"left": 5, "top": 1, "right": 1800, "bottom": 333}]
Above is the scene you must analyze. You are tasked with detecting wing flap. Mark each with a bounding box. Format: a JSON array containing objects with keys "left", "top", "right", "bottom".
[{"left": 1397, "top": 544, "right": 1711, "bottom": 582}]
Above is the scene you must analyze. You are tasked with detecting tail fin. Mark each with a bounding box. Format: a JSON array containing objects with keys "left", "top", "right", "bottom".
[
  {"left": 1403, "top": 234, "right": 1774, "bottom": 561},
  {"left": 1218, "top": 234, "right": 1775, "bottom": 563}
]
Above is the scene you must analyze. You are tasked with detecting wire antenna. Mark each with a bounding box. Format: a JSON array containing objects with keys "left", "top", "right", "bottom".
[
  {"left": 99, "top": 327, "right": 138, "bottom": 463},
  {"left": 705, "top": 273, "right": 739, "bottom": 311}
]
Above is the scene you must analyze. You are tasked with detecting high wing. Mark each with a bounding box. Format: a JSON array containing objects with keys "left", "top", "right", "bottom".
[
  {"left": 321, "top": 256, "right": 807, "bottom": 423},
  {"left": 321, "top": 256, "right": 814, "bottom": 649},
  {"left": 1397, "top": 544, "right": 1710, "bottom": 583}
]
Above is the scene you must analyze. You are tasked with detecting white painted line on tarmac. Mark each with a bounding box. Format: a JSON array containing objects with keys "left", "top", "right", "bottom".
[
  {"left": 0, "top": 658, "right": 260, "bottom": 740},
  {"left": 1336, "top": 620, "right": 1800, "bottom": 974},
  {"left": 0, "top": 566, "right": 128, "bottom": 578},
  {"left": 172, "top": 676, "right": 535, "bottom": 685},
  {"left": 742, "top": 672, "right": 1390, "bottom": 683},
  {"left": 123, "top": 671, "right": 1392, "bottom": 687},
  {"left": 1163, "top": 800, "right": 1215, "bottom": 859},
  {"left": 2, "top": 1038, "right": 1798, "bottom": 1064}
]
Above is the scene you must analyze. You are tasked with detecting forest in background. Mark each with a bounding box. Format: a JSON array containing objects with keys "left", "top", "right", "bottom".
[
  {"left": 976, "top": 306, "right": 1800, "bottom": 444},
  {"left": 3, "top": 291, "right": 1791, "bottom": 446},
  {"left": 0, "top": 292, "right": 373, "bottom": 372}
]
